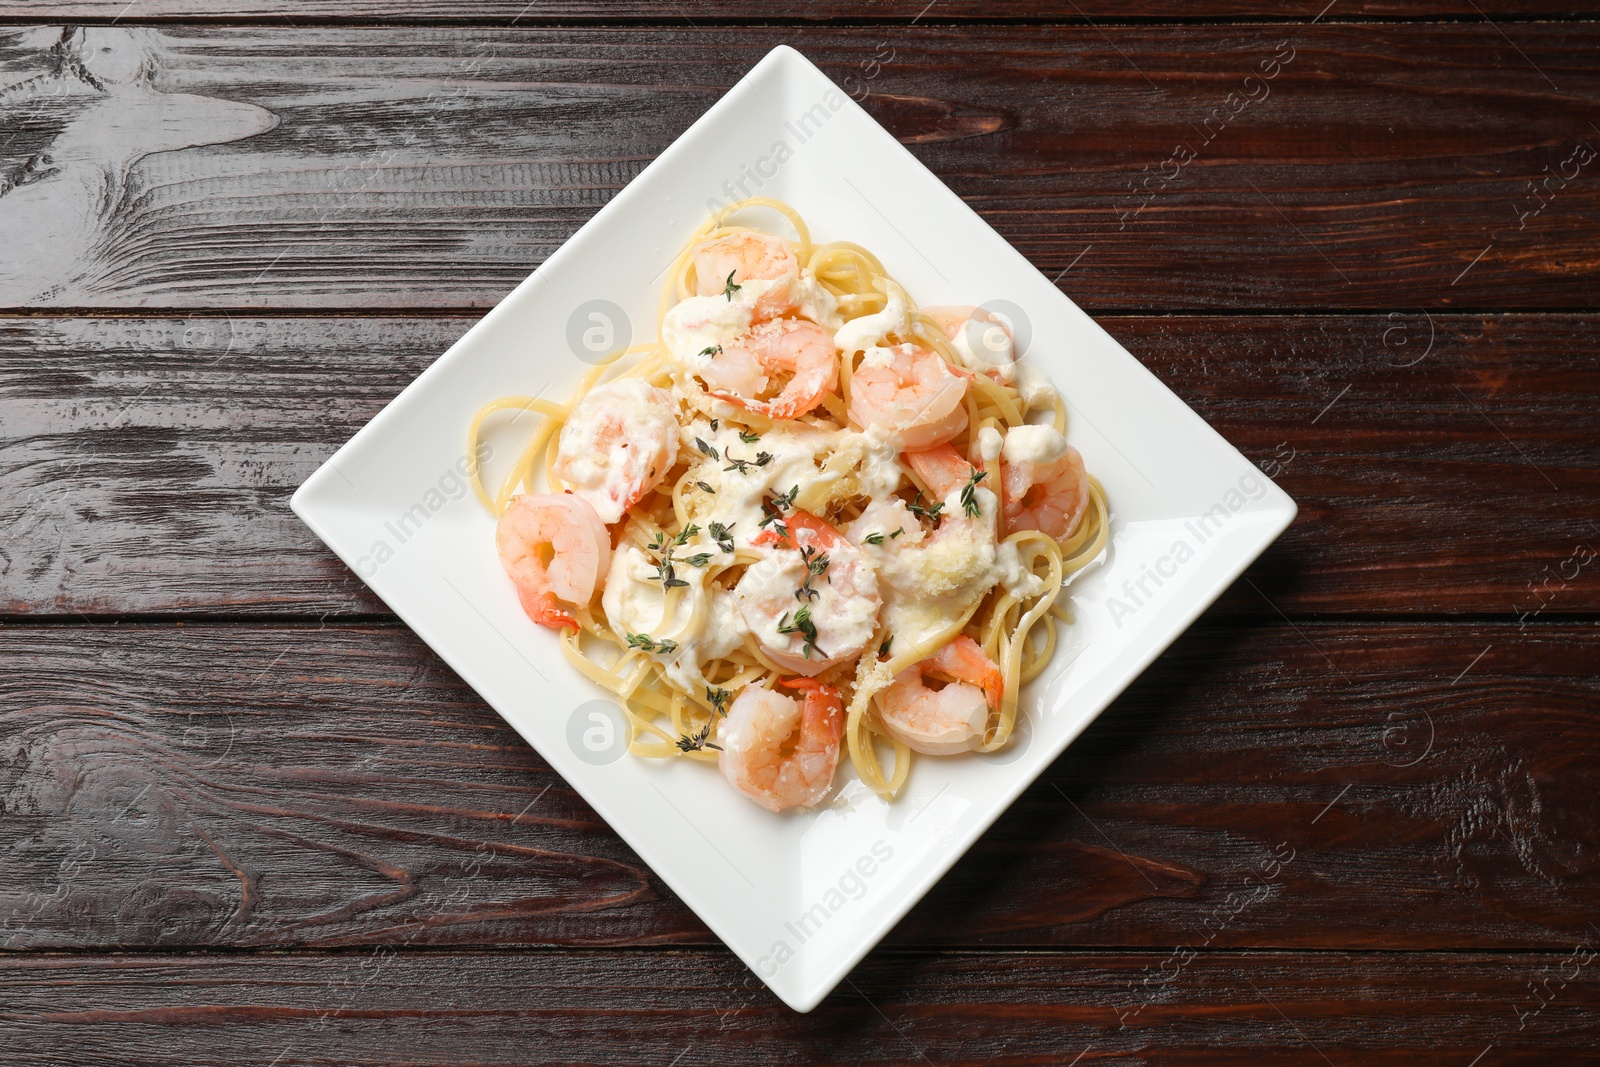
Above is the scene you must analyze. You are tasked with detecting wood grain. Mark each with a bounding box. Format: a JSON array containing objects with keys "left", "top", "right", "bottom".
[
  {"left": 4, "top": 314, "right": 1595, "bottom": 617},
  {"left": 0, "top": 25, "right": 1596, "bottom": 310},
  {"left": 2, "top": 621, "right": 1595, "bottom": 951},
  {"left": 4, "top": 1, "right": 1591, "bottom": 22},
  {"left": 4, "top": 949, "right": 1599, "bottom": 1065},
  {"left": 1, "top": 7, "right": 1596, "bottom": 1054}
]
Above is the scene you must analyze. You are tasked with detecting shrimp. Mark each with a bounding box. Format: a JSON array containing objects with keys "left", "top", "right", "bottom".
[
  {"left": 903, "top": 441, "right": 1000, "bottom": 539},
  {"left": 496, "top": 492, "right": 612, "bottom": 633},
  {"left": 922, "top": 305, "right": 1016, "bottom": 377},
  {"left": 1000, "top": 425, "right": 1088, "bottom": 540},
  {"left": 551, "top": 378, "right": 680, "bottom": 524},
  {"left": 878, "top": 635, "right": 1004, "bottom": 755},
  {"left": 904, "top": 441, "right": 984, "bottom": 500},
  {"left": 692, "top": 231, "right": 800, "bottom": 322},
  {"left": 718, "top": 677, "right": 845, "bottom": 812},
  {"left": 739, "top": 509, "right": 881, "bottom": 676},
  {"left": 847, "top": 343, "right": 969, "bottom": 451},
  {"left": 698, "top": 317, "right": 838, "bottom": 421}
]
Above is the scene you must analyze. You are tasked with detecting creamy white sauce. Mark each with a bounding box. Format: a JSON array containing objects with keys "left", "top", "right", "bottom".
[
  {"left": 862, "top": 484, "right": 1003, "bottom": 650},
  {"left": 699, "top": 591, "right": 747, "bottom": 662},
  {"left": 834, "top": 284, "right": 909, "bottom": 353},
  {"left": 555, "top": 378, "right": 678, "bottom": 524},
  {"left": 858, "top": 343, "right": 904, "bottom": 370},
  {"left": 949, "top": 312, "right": 1016, "bottom": 382},
  {"left": 796, "top": 270, "right": 843, "bottom": 330},
  {"left": 977, "top": 426, "right": 1003, "bottom": 465},
  {"left": 1012, "top": 362, "right": 1054, "bottom": 408},
  {"left": 677, "top": 418, "right": 840, "bottom": 549},
  {"left": 996, "top": 540, "right": 1048, "bottom": 599},
  {"left": 1002, "top": 423, "right": 1068, "bottom": 467},
  {"left": 846, "top": 498, "right": 924, "bottom": 551},
  {"left": 603, "top": 538, "right": 738, "bottom": 693},
  {"left": 853, "top": 428, "right": 905, "bottom": 500},
  {"left": 602, "top": 543, "right": 707, "bottom": 653}
]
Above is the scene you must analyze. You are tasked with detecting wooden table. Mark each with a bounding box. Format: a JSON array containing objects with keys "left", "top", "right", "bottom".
[{"left": 3, "top": 3, "right": 1598, "bottom": 1063}]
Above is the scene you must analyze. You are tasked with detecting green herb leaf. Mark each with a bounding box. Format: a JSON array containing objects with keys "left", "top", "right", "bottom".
[
  {"left": 776, "top": 604, "right": 821, "bottom": 659},
  {"left": 676, "top": 721, "right": 721, "bottom": 753},
  {"left": 626, "top": 632, "right": 678, "bottom": 656},
  {"left": 908, "top": 492, "right": 945, "bottom": 523},
  {"left": 694, "top": 438, "right": 719, "bottom": 461},
  {"left": 960, "top": 468, "right": 989, "bottom": 518},
  {"left": 722, "top": 269, "right": 742, "bottom": 301},
  {"left": 738, "top": 430, "right": 761, "bottom": 444}
]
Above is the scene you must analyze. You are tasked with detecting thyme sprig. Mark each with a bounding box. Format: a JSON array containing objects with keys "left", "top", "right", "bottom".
[
  {"left": 627, "top": 631, "right": 678, "bottom": 655},
  {"left": 864, "top": 525, "right": 906, "bottom": 547},
  {"left": 706, "top": 686, "right": 732, "bottom": 716},
  {"left": 960, "top": 468, "right": 989, "bottom": 518},
  {"left": 646, "top": 527, "right": 702, "bottom": 589},
  {"left": 795, "top": 545, "right": 831, "bottom": 601},
  {"left": 758, "top": 485, "right": 800, "bottom": 540},
  {"left": 907, "top": 491, "right": 945, "bottom": 523},
  {"left": 676, "top": 721, "right": 721, "bottom": 753},
  {"left": 722, "top": 449, "right": 774, "bottom": 475},
  {"left": 776, "top": 604, "right": 822, "bottom": 659},
  {"left": 722, "top": 270, "right": 741, "bottom": 301}
]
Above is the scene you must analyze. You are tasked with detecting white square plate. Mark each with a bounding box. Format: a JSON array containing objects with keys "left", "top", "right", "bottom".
[{"left": 292, "top": 45, "right": 1296, "bottom": 1012}]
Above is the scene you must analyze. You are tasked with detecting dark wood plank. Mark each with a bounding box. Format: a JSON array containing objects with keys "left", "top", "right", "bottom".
[
  {"left": 3, "top": 314, "right": 1595, "bottom": 616},
  {"left": 2, "top": 621, "right": 1595, "bottom": 951},
  {"left": 4, "top": 1, "right": 1590, "bottom": 22},
  {"left": 4, "top": 949, "right": 1599, "bottom": 1064},
  {"left": 1, "top": 25, "right": 1596, "bottom": 311}
]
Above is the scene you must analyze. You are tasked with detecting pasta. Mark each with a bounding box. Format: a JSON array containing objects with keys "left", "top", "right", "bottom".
[{"left": 468, "top": 198, "right": 1108, "bottom": 811}]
